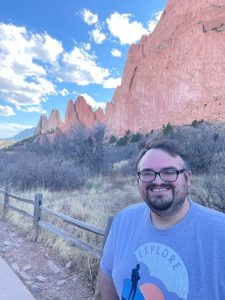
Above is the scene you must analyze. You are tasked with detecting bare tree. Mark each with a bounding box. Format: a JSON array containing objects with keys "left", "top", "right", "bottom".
[{"left": 72, "top": 123, "right": 107, "bottom": 174}]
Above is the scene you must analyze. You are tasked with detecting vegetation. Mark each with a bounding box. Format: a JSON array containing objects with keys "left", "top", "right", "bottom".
[
  {"left": 191, "top": 119, "right": 204, "bottom": 128},
  {"left": 163, "top": 122, "right": 173, "bottom": 137},
  {"left": 116, "top": 135, "right": 129, "bottom": 146},
  {"left": 108, "top": 135, "right": 117, "bottom": 144}
]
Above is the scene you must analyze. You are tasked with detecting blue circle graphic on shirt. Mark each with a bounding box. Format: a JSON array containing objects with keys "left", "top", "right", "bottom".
[{"left": 135, "top": 242, "right": 189, "bottom": 299}]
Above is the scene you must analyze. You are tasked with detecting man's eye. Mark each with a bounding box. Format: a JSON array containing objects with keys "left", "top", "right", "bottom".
[
  {"left": 142, "top": 171, "right": 155, "bottom": 176},
  {"left": 162, "top": 170, "right": 177, "bottom": 175}
]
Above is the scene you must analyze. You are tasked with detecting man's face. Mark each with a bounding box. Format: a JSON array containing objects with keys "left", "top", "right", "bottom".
[{"left": 138, "top": 148, "right": 190, "bottom": 217}]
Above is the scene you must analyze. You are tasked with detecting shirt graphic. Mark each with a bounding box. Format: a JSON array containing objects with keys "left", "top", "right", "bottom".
[{"left": 121, "top": 242, "right": 189, "bottom": 300}]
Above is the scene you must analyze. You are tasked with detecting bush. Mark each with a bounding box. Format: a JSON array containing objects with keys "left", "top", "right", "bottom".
[
  {"left": 108, "top": 135, "right": 117, "bottom": 144},
  {"left": 172, "top": 123, "right": 225, "bottom": 174},
  {"left": 116, "top": 135, "right": 129, "bottom": 146},
  {"left": 130, "top": 133, "right": 142, "bottom": 143},
  {"left": 191, "top": 119, "right": 204, "bottom": 128},
  {"left": 163, "top": 123, "right": 173, "bottom": 137}
]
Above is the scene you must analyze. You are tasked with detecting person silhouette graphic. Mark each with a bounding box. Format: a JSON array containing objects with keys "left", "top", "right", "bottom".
[{"left": 128, "top": 264, "right": 140, "bottom": 300}]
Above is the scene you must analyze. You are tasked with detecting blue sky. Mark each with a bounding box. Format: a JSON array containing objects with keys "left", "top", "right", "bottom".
[{"left": 0, "top": 0, "right": 167, "bottom": 138}]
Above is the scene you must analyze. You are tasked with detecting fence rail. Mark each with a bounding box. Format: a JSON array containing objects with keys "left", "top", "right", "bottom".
[{"left": 0, "top": 189, "right": 113, "bottom": 259}]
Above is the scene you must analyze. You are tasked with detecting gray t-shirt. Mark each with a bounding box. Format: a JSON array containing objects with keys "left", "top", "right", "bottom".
[{"left": 100, "top": 201, "right": 225, "bottom": 299}]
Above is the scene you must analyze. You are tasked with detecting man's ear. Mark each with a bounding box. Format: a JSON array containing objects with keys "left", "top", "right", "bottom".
[
  {"left": 186, "top": 170, "right": 192, "bottom": 187},
  {"left": 187, "top": 170, "right": 192, "bottom": 177}
]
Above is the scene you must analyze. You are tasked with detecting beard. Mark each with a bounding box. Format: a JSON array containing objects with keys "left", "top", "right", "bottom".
[{"left": 142, "top": 181, "right": 189, "bottom": 217}]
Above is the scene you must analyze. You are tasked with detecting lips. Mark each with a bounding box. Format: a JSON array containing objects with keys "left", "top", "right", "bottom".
[
  {"left": 150, "top": 188, "right": 170, "bottom": 192},
  {"left": 147, "top": 184, "right": 172, "bottom": 192}
]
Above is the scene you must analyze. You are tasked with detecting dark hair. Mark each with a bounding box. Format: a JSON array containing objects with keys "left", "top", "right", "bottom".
[{"left": 136, "top": 138, "right": 188, "bottom": 170}]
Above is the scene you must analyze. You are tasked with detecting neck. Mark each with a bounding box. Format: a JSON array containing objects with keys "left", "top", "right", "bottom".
[{"left": 150, "top": 197, "right": 190, "bottom": 230}]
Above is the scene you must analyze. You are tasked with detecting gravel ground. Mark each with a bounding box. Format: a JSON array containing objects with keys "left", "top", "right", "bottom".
[{"left": 0, "top": 219, "right": 95, "bottom": 300}]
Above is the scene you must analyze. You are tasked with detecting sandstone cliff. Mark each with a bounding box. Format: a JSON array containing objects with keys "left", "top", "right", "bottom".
[
  {"left": 62, "top": 96, "right": 104, "bottom": 134},
  {"left": 104, "top": 0, "right": 225, "bottom": 135},
  {"left": 36, "top": 109, "right": 63, "bottom": 134},
  {"left": 36, "top": 97, "right": 105, "bottom": 136}
]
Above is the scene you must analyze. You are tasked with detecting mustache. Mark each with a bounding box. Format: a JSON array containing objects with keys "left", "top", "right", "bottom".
[{"left": 147, "top": 183, "right": 174, "bottom": 190}]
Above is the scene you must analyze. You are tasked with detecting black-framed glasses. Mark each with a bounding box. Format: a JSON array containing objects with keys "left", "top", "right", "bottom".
[{"left": 137, "top": 169, "right": 186, "bottom": 183}]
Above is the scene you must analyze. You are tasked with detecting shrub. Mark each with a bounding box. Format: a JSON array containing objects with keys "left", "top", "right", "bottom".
[
  {"left": 191, "top": 119, "right": 204, "bottom": 128},
  {"left": 116, "top": 135, "right": 129, "bottom": 146},
  {"left": 172, "top": 123, "right": 225, "bottom": 174},
  {"left": 130, "top": 133, "right": 142, "bottom": 143},
  {"left": 108, "top": 135, "right": 117, "bottom": 144},
  {"left": 163, "top": 123, "right": 173, "bottom": 137}
]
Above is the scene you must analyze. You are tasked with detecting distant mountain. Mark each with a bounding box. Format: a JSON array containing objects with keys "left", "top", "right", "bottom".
[{"left": 0, "top": 127, "right": 36, "bottom": 142}]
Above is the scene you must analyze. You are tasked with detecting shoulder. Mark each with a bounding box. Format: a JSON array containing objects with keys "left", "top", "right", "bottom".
[
  {"left": 111, "top": 203, "right": 148, "bottom": 227},
  {"left": 193, "top": 201, "right": 225, "bottom": 226},
  {"left": 115, "top": 202, "right": 147, "bottom": 219}
]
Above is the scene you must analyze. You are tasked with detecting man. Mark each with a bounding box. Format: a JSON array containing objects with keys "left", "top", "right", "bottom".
[{"left": 99, "top": 138, "right": 225, "bottom": 300}]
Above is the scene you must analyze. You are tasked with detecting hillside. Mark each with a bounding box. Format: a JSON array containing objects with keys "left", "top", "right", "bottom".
[
  {"left": 0, "top": 140, "right": 15, "bottom": 149},
  {"left": 0, "top": 127, "right": 36, "bottom": 142}
]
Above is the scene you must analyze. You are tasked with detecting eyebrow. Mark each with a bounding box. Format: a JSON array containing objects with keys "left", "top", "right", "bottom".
[{"left": 140, "top": 167, "right": 179, "bottom": 172}]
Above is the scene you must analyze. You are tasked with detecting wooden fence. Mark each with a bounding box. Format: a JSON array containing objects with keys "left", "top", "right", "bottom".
[{"left": 0, "top": 189, "right": 113, "bottom": 259}]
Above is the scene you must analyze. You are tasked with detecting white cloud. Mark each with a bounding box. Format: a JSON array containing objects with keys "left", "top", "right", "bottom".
[
  {"left": 148, "top": 10, "right": 163, "bottom": 33},
  {"left": 17, "top": 105, "right": 47, "bottom": 113},
  {"left": 111, "top": 48, "right": 122, "bottom": 57},
  {"left": 0, "top": 21, "right": 119, "bottom": 113},
  {"left": 81, "top": 9, "right": 98, "bottom": 25},
  {"left": 57, "top": 46, "right": 109, "bottom": 85},
  {"left": 90, "top": 28, "right": 106, "bottom": 44},
  {"left": 33, "top": 33, "right": 64, "bottom": 63},
  {"left": 106, "top": 13, "right": 148, "bottom": 45},
  {"left": 0, "top": 23, "right": 58, "bottom": 107},
  {"left": 59, "top": 88, "right": 69, "bottom": 96},
  {"left": 0, "top": 123, "right": 33, "bottom": 138},
  {"left": 103, "top": 77, "right": 121, "bottom": 88},
  {"left": 82, "top": 42, "right": 91, "bottom": 51},
  {"left": 0, "top": 105, "right": 15, "bottom": 116},
  {"left": 79, "top": 93, "right": 106, "bottom": 111}
]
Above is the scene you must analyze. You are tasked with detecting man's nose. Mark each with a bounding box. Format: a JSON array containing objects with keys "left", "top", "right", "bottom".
[{"left": 152, "top": 173, "right": 164, "bottom": 184}]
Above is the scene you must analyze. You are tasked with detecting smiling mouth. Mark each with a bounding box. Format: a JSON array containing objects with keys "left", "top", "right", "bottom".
[{"left": 149, "top": 187, "right": 171, "bottom": 192}]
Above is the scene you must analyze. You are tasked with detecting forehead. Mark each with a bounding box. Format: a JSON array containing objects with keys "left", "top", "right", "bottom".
[{"left": 138, "top": 148, "right": 184, "bottom": 171}]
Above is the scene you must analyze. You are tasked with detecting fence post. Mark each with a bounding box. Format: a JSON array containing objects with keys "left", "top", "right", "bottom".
[
  {"left": 95, "top": 215, "right": 114, "bottom": 299},
  {"left": 31, "top": 193, "right": 43, "bottom": 242},
  {"left": 101, "top": 215, "right": 114, "bottom": 255},
  {"left": 3, "top": 187, "right": 9, "bottom": 219}
]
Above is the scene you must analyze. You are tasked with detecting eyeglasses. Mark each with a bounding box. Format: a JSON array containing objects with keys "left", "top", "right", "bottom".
[{"left": 137, "top": 169, "right": 186, "bottom": 183}]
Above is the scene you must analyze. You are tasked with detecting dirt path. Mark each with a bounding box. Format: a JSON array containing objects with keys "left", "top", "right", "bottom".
[{"left": 0, "top": 219, "right": 95, "bottom": 300}]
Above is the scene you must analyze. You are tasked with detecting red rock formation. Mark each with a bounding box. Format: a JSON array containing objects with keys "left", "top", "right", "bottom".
[
  {"left": 62, "top": 96, "right": 105, "bottom": 134},
  {"left": 63, "top": 99, "right": 78, "bottom": 133},
  {"left": 35, "top": 115, "right": 48, "bottom": 134},
  {"left": 48, "top": 109, "right": 64, "bottom": 131},
  {"left": 104, "top": 0, "right": 225, "bottom": 135},
  {"left": 36, "top": 109, "right": 63, "bottom": 134},
  {"left": 95, "top": 107, "right": 105, "bottom": 123},
  {"left": 74, "top": 96, "right": 96, "bottom": 127}
]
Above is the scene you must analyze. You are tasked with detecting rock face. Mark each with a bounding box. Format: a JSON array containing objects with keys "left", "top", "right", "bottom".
[
  {"left": 104, "top": 0, "right": 225, "bottom": 135},
  {"left": 36, "top": 109, "right": 63, "bottom": 134},
  {"left": 62, "top": 96, "right": 104, "bottom": 134},
  {"left": 36, "top": 97, "right": 105, "bottom": 136},
  {"left": 35, "top": 115, "right": 48, "bottom": 134},
  {"left": 36, "top": 0, "right": 225, "bottom": 137}
]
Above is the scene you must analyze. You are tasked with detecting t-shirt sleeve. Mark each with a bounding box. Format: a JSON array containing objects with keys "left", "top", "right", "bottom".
[{"left": 100, "top": 217, "right": 117, "bottom": 278}]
